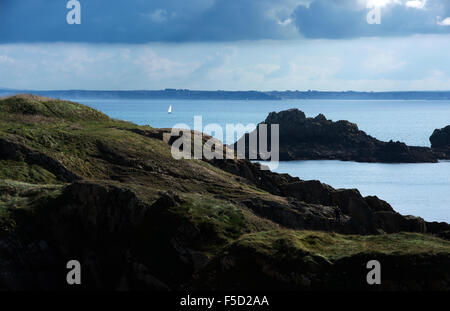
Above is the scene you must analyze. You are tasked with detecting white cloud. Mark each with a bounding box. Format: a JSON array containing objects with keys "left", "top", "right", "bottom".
[
  {"left": 362, "top": 0, "right": 425, "bottom": 9},
  {"left": 289, "top": 56, "right": 342, "bottom": 80},
  {"left": 0, "top": 55, "right": 14, "bottom": 63},
  {"left": 366, "top": 0, "right": 401, "bottom": 8},
  {"left": 437, "top": 17, "right": 450, "bottom": 26},
  {"left": 121, "top": 49, "right": 131, "bottom": 60},
  {"left": 255, "top": 63, "right": 280, "bottom": 74},
  {"left": 146, "top": 9, "right": 168, "bottom": 23},
  {"left": 136, "top": 49, "right": 199, "bottom": 80},
  {"left": 408, "top": 70, "right": 450, "bottom": 90},
  {"left": 278, "top": 18, "right": 292, "bottom": 26},
  {"left": 363, "top": 51, "right": 406, "bottom": 73},
  {"left": 405, "top": 0, "right": 427, "bottom": 9},
  {"left": 1, "top": 35, "right": 450, "bottom": 91}
]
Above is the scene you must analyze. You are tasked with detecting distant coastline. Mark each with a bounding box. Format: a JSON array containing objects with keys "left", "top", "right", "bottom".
[{"left": 2, "top": 88, "right": 450, "bottom": 100}]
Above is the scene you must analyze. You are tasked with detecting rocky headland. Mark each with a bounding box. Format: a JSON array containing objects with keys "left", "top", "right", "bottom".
[{"left": 0, "top": 95, "right": 449, "bottom": 290}]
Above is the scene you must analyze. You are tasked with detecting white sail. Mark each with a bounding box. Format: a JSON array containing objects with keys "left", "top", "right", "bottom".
[{"left": 168, "top": 105, "right": 172, "bottom": 113}]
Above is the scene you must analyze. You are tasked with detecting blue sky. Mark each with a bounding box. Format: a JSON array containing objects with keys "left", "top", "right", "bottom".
[{"left": 0, "top": 0, "right": 449, "bottom": 91}]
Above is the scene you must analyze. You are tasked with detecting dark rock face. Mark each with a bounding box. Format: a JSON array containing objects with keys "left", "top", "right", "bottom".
[
  {"left": 234, "top": 109, "right": 439, "bottom": 163},
  {"left": 3, "top": 180, "right": 446, "bottom": 291},
  {"left": 430, "top": 125, "right": 450, "bottom": 159},
  {"left": 157, "top": 128, "right": 449, "bottom": 237},
  {"left": 430, "top": 125, "right": 450, "bottom": 148},
  {"left": 198, "top": 248, "right": 450, "bottom": 291},
  {"left": 206, "top": 158, "right": 444, "bottom": 236},
  {"left": 0, "top": 182, "right": 200, "bottom": 290}
]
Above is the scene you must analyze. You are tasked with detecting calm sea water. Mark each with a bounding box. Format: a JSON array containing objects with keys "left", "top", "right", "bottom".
[
  {"left": 75, "top": 98, "right": 450, "bottom": 222},
  {"left": 262, "top": 160, "right": 450, "bottom": 223},
  {"left": 77, "top": 99, "right": 450, "bottom": 146}
]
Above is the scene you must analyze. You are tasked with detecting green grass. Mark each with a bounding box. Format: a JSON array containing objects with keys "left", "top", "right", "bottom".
[
  {"left": 0, "top": 180, "right": 63, "bottom": 232},
  {"left": 234, "top": 230, "right": 450, "bottom": 262},
  {"left": 0, "top": 94, "right": 109, "bottom": 121},
  {"left": 0, "top": 95, "right": 277, "bottom": 203},
  {"left": 0, "top": 160, "right": 59, "bottom": 184},
  {"left": 163, "top": 193, "right": 276, "bottom": 255},
  {"left": 1, "top": 94, "right": 450, "bottom": 264}
]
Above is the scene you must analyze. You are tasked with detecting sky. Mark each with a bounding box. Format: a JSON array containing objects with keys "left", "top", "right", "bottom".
[{"left": 0, "top": 0, "right": 449, "bottom": 91}]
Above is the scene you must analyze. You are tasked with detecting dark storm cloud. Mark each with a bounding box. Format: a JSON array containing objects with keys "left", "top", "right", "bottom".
[
  {"left": 0, "top": 0, "right": 449, "bottom": 43},
  {"left": 0, "top": 0, "right": 297, "bottom": 43},
  {"left": 293, "top": 0, "right": 450, "bottom": 39}
]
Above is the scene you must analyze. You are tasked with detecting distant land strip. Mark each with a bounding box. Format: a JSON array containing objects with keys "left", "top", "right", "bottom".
[{"left": 2, "top": 88, "right": 450, "bottom": 100}]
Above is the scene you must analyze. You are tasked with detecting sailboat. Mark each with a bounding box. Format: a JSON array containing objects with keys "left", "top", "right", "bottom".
[{"left": 168, "top": 105, "right": 172, "bottom": 114}]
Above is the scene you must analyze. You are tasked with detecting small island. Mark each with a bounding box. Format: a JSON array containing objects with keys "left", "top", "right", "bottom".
[{"left": 234, "top": 108, "right": 450, "bottom": 163}]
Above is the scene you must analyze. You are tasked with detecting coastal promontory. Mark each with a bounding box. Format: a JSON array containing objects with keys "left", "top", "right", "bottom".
[{"left": 1, "top": 95, "right": 449, "bottom": 290}]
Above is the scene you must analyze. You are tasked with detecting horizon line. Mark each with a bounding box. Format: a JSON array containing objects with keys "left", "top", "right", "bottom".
[{"left": 2, "top": 88, "right": 450, "bottom": 93}]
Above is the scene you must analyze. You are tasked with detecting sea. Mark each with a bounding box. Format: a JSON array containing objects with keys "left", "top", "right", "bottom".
[{"left": 72, "top": 98, "right": 450, "bottom": 223}]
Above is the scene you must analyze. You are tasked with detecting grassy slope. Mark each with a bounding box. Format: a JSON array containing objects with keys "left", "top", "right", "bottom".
[
  {"left": 235, "top": 230, "right": 450, "bottom": 260},
  {"left": 0, "top": 94, "right": 449, "bottom": 289}
]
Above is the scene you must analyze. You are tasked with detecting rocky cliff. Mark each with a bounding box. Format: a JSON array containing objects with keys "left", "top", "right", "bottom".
[
  {"left": 1, "top": 95, "right": 449, "bottom": 290},
  {"left": 430, "top": 125, "right": 450, "bottom": 159},
  {"left": 234, "top": 108, "right": 445, "bottom": 163}
]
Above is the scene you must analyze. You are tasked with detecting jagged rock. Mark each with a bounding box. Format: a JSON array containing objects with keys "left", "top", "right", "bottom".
[
  {"left": 365, "top": 195, "right": 394, "bottom": 212},
  {"left": 218, "top": 164, "right": 439, "bottom": 235},
  {"left": 234, "top": 109, "right": 439, "bottom": 163},
  {"left": 154, "top": 190, "right": 183, "bottom": 208},
  {"left": 145, "top": 124, "right": 446, "bottom": 240},
  {"left": 430, "top": 125, "right": 450, "bottom": 159},
  {"left": 430, "top": 125, "right": 450, "bottom": 148}
]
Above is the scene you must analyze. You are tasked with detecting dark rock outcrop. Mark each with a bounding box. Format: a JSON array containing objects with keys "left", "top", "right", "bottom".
[
  {"left": 430, "top": 125, "right": 450, "bottom": 159},
  {"left": 156, "top": 127, "right": 449, "bottom": 236},
  {"left": 239, "top": 175, "right": 433, "bottom": 236},
  {"left": 234, "top": 109, "right": 439, "bottom": 163},
  {"left": 430, "top": 125, "right": 450, "bottom": 148},
  {"left": 0, "top": 182, "right": 201, "bottom": 290},
  {"left": 197, "top": 243, "right": 450, "bottom": 291}
]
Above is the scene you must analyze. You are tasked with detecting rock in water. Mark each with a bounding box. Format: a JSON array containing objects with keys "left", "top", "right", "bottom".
[
  {"left": 430, "top": 125, "right": 450, "bottom": 159},
  {"left": 430, "top": 125, "right": 450, "bottom": 148},
  {"left": 234, "top": 108, "right": 438, "bottom": 163}
]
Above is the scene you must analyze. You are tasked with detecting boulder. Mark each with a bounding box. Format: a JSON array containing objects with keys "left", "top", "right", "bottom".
[
  {"left": 430, "top": 125, "right": 450, "bottom": 159},
  {"left": 430, "top": 125, "right": 450, "bottom": 148}
]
